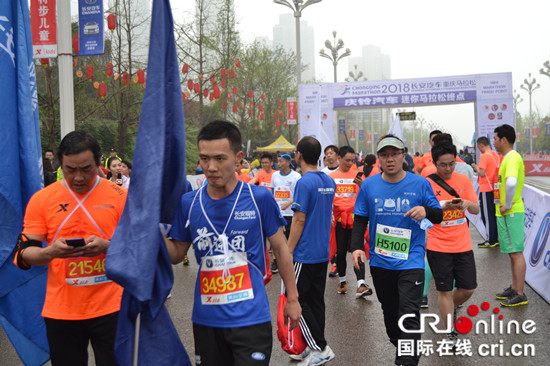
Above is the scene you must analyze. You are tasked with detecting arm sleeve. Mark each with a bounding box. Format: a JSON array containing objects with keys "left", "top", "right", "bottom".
[
  {"left": 504, "top": 176, "right": 517, "bottom": 210},
  {"left": 350, "top": 215, "right": 369, "bottom": 252},
  {"left": 423, "top": 205, "right": 443, "bottom": 224}
]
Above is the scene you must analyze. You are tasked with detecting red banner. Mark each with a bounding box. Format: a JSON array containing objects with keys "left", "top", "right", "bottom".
[
  {"left": 286, "top": 97, "right": 297, "bottom": 125},
  {"left": 525, "top": 160, "right": 550, "bottom": 176},
  {"left": 31, "top": 0, "right": 57, "bottom": 58}
]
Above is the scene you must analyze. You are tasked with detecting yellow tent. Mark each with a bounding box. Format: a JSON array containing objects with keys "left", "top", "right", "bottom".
[{"left": 256, "top": 135, "right": 295, "bottom": 152}]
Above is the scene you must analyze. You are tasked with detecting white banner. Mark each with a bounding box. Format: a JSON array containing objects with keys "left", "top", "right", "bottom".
[{"left": 523, "top": 185, "right": 550, "bottom": 303}]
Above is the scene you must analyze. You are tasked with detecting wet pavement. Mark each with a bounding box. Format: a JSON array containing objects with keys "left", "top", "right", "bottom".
[{"left": 2, "top": 202, "right": 550, "bottom": 365}]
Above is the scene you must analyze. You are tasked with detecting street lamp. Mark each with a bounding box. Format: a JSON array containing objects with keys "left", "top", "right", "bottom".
[
  {"left": 274, "top": 0, "right": 321, "bottom": 86},
  {"left": 345, "top": 64, "right": 366, "bottom": 82},
  {"left": 319, "top": 31, "right": 351, "bottom": 83},
  {"left": 520, "top": 73, "right": 540, "bottom": 155},
  {"left": 513, "top": 89, "right": 523, "bottom": 119},
  {"left": 540, "top": 60, "right": 550, "bottom": 79}
]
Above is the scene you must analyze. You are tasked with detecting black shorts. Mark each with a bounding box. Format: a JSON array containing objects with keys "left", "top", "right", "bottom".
[
  {"left": 426, "top": 250, "right": 477, "bottom": 292},
  {"left": 193, "top": 321, "right": 272, "bottom": 366}
]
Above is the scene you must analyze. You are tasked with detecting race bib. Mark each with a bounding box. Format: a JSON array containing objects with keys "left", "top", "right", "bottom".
[
  {"left": 64, "top": 254, "right": 111, "bottom": 286},
  {"left": 199, "top": 253, "right": 254, "bottom": 305},
  {"left": 260, "top": 182, "right": 272, "bottom": 192},
  {"left": 274, "top": 186, "right": 291, "bottom": 202},
  {"left": 335, "top": 179, "right": 356, "bottom": 198},
  {"left": 493, "top": 182, "right": 501, "bottom": 204},
  {"left": 441, "top": 209, "right": 467, "bottom": 227},
  {"left": 374, "top": 224, "right": 411, "bottom": 260}
]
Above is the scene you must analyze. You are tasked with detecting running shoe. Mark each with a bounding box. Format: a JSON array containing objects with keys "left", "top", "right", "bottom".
[
  {"left": 446, "top": 329, "right": 458, "bottom": 349},
  {"left": 488, "top": 241, "right": 499, "bottom": 247},
  {"left": 477, "top": 240, "right": 491, "bottom": 248},
  {"left": 337, "top": 281, "right": 347, "bottom": 294},
  {"left": 495, "top": 286, "right": 516, "bottom": 300},
  {"left": 270, "top": 260, "right": 278, "bottom": 273},
  {"left": 328, "top": 263, "right": 338, "bottom": 277},
  {"left": 182, "top": 256, "right": 189, "bottom": 266},
  {"left": 355, "top": 284, "right": 373, "bottom": 298},
  {"left": 501, "top": 293, "right": 528, "bottom": 307},
  {"left": 289, "top": 347, "right": 311, "bottom": 361},
  {"left": 297, "top": 345, "right": 335, "bottom": 366},
  {"left": 420, "top": 295, "right": 429, "bottom": 309}
]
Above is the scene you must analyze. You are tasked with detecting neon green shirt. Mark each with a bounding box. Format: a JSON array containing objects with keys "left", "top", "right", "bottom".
[{"left": 496, "top": 150, "right": 524, "bottom": 216}]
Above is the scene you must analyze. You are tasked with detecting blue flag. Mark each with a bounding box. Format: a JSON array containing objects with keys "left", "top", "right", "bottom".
[
  {"left": 0, "top": 0, "right": 49, "bottom": 365},
  {"left": 105, "top": 0, "right": 191, "bottom": 364}
]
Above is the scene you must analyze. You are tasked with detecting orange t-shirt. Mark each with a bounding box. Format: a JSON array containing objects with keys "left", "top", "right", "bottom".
[
  {"left": 329, "top": 169, "right": 359, "bottom": 213},
  {"left": 236, "top": 171, "right": 251, "bottom": 183},
  {"left": 23, "top": 178, "right": 127, "bottom": 320},
  {"left": 421, "top": 164, "right": 437, "bottom": 178},
  {"left": 418, "top": 152, "right": 433, "bottom": 171},
  {"left": 254, "top": 169, "right": 275, "bottom": 191},
  {"left": 362, "top": 165, "right": 381, "bottom": 179},
  {"left": 477, "top": 150, "right": 500, "bottom": 192},
  {"left": 426, "top": 172, "right": 478, "bottom": 253},
  {"left": 413, "top": 156, "right": 421, "bottom": 168}
]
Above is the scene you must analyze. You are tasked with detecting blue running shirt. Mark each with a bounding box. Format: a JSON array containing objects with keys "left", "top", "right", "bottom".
[
  {"left": 354, "top": 172, "right": 441, "bottom": 270},
  {"left": 171, "top": 181, "right": 286, "bottom": 328},
  {"left": 291, "top": 171, "right": 336, "bottom": 264}
]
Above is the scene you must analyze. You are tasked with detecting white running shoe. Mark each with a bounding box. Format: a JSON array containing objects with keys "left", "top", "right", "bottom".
[
  {"left": 289, "top": 347, "right": 311, "bottom": 361},
  {"left": 297, "top": 345, "right": 335, "bottom": 366}
]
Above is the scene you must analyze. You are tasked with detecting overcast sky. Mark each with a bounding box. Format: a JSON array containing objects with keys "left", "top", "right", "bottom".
[{"left": 169, "top": 0, "right": 550, "bottom": 147}]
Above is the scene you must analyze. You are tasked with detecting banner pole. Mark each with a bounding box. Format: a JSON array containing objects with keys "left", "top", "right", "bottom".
[
  {"left": 132, "top": 312, "right": 141, "bottom": 366},
  {"left": 57, "top": 0, "right": 75, "bottom": 138}
]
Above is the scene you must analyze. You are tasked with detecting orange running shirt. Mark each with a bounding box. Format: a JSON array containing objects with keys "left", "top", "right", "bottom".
[
  {"left": 421, "top": 164, "right": 437, "bottom": 178},
  {"left": 329, "top": 169, "right": 359, "bottom": 213},
  {"left": 418, "top": 152, "right": 433, "bottom": 171},
  {"left": 254, "top": 169, "right": 275, "bottom": 191},
  {"left": 477, "top": 150, "right": 500, "bottom": 192},
  {"left": 236, "top": 171, "right": 251, "bottom": 183},
  {"left": 23, "top": 178, "right": 127, "bottom": 320},
  {"left": 426, "top": 172, "right": 478, "bottom": 253}
]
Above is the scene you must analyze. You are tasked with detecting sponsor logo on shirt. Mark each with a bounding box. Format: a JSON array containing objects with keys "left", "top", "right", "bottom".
[
  {"left": 193, "top": 227, "right": 246, "bottom": 253},
  {"left": 234, "top": 210, "right": 257, "bottom": 220}
]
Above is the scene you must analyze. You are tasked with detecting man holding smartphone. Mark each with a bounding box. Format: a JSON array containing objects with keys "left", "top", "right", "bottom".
[
  {"left": 425, "top": 141, "right": 480, "bottom": 347},
  {"left": 329, "top": 146, "right": 372, "bottom": 298},
  {"left": 14, "top": 131, "right": 127, "bottom": 366}
]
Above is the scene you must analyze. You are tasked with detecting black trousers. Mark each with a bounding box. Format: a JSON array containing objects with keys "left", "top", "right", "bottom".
[
  {"left": 283, "top": 216, "right": 293, "bottom": 240},
  {"left": 294, "top": 261, "right": 328, "bottom": 351},
  {"left": 44, "top": 312, "right": 118, "bottom": 366},
  {"left": 335, "top": 222, "right": 365, "bottom": 281},
  {"left": 480, "top": 191, "right": 498, "bottom": 244},
  {"left": 370, "top": 267, "right": 424, "bottom": 366}
]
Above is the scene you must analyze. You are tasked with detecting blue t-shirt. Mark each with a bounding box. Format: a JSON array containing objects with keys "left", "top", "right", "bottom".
[
  {"left": 291, "top": 171, "right": 336, "bottom": 263},
  {"left": 354, "top": 172, "right": 440, "bottom": 270},
  {"left": 171, "top": 181, "right": 286, "bottom": 328}
]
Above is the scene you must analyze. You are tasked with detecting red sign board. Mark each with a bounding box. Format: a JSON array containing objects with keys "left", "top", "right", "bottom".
[
  {"left": 31, "top": 0, "right": 57, "bottom": 58},
  {"left": 525, "top": 160, "right": 550, "bottom": 176},
  {"left": 287, "top": 97, "right": 297, "bottom": 125}
]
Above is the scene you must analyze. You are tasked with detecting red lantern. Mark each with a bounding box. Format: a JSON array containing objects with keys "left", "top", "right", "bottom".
[
  {"left": 230, "top": 69, "right": 235, "bottom": 79},
  {"left": 194, "top": 83, "right": 200, "bottom": 93},
  {"left": 260, "top": 112, "right": 264, "bottom": 120},
  {"left": 203, "top": 88, "right": 209, "bottom": 98},
  {"left": 222, "top": 101, "right": 227, "bottom": 110},
  {"left": 221, "top": 79, "right": 226, "bottom": 88},
  {"left": 106, "top": 62, "right": 113, "bottom": 77},
  {"left": 182, "top": 63, "right": 189, "bottom": 73},
  {"left": 40, "top": 58, "right": 49, "bottom": 67},
  {"left": 226, "top": 92, "right": 231, "bottom": 100},
  {"left": 73, "top": 58, "right": 77, "bottom": 68},
  {"left": 98, "top": 82, "right": 107, "bottom": 99},
  {"left": 209, "top": 94, "right": 214, "bottom": 101},
  {"left": 248, "top": 90, "right": 253, "bottom": 98},
  {"left": 187, "top": 79, "right": 194, "bottom": 91},
  {"left": 248, "top": 109, "right": 252, "bottom": 116},
  {"left": 213, "top": 87, "right": 221, "bottom": 99},
  {"left": 284, "top": 122, "right": 288, "bottom": 128},
  {"left": 221, "top": 69, "right": 226, "bottom": 79},
  {"left": 250, "top": 101, "right": 254, "bottom": 109},
  {"left": 182, "top": 92, "right": 186, "bottom": 102},
  {"left": 261, "top": 93, "right": 266, "bottom": 101},
  {"left": 122, "top": 72, "right": 130, "bottom": 86},
  {"left": 295, "top": 138, "right": 299, "bottom": 143},
  {"left": 235, "top": 58, "right": 241, "bottom": 68},
  {"left": 232, "top": 86, "right": 237, "bottom": 95},
  {"left": 258, "top": 104, "right": 263, "bottom": 112},
  {"left": 276, "top": 119, "right": 281, "bottom": 128},
  {"left": 86, "top": 65, "right": 94, "bottom": 80},
  {"left": 72, "top": 34, "right": 79, "bottom": 55},
  {"left": 137, "top": 69, "right": 145, "bottom": 84},
  {"left": 277, "top": 99, "right": 282, "bottom": 107},
  {"left": 107, "top": 14, "right": 116, "bottom": 32},
  {"left": 210, "top": 76, "right": 215, "bottom": 84},
  {"left": 232, "top": 105, "right": 238, "bottom": 113}
]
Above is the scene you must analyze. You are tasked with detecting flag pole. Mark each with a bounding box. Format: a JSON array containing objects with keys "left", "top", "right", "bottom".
[
  {"left": 132, "top": 312, "right": 141, "bottom": 366},
  {"left": 57, "top": 0, "right": 76, "bottom": 137}
]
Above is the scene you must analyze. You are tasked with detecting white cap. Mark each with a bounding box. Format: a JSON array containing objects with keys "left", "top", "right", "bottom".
[{"left": 376, "top": 137, "right": 405, "bottom": 153}]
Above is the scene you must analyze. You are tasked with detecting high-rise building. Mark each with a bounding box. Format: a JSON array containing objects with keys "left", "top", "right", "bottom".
[{"left": 273, "top": 14, "right": 315, "bottom": 83}]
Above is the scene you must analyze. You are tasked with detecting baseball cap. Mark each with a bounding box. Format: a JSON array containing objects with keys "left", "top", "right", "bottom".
[
  {"left": 280, "top": 153, "right": 294, "bottom": 168},
  {"left": 110, "top": 148, "right": 117, "bottom": 152},
  {"left": 376, "top": 137, "right": 405, "bottom": 153}
]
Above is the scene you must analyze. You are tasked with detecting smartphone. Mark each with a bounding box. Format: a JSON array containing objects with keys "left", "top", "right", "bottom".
[
  {"left": 451, "top": 198, "right": 462, "bottom": 204},
  {"left": 66, "top": 238, "right": 86, "bottom": 247},
  {"left": 355, "top": 171, "right": 364, "bottom": 180}
]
